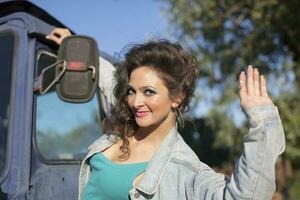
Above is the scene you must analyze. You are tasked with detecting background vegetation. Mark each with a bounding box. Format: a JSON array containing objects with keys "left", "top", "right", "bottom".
[{"left": 160, "top": 0, "right": 300, "bottom": 199}]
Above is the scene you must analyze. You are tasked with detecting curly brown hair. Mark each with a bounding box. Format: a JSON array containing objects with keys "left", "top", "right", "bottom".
[{"left": 102, "top": 40, "right": 199, "bottom": 159}]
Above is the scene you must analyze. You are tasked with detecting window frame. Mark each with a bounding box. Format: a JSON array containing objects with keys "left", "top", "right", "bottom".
[{"left": 0, "top": 30, "right": 18, "bottom": 184}]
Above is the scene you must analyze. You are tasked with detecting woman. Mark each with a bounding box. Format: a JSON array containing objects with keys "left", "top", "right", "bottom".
[{"left": 48, "top": 29, "right": 285, "bottom": 200}]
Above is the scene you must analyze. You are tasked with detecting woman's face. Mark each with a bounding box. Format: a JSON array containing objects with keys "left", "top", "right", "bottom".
[{"left": 126, "top": 66, "right": 178, "bottom": 128}]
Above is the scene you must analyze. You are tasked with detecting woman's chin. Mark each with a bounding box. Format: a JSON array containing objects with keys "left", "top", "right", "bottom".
[
  {"left": 135, "top": 113, "right": 174, "bottom": 130},
  {"left": 135, "top": 120, "right": 152, "bottom": 128}
]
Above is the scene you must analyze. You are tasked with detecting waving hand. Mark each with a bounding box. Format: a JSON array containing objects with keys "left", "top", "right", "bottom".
[{"left": 239, "top": 65, "right": 274, "bottom": 110}]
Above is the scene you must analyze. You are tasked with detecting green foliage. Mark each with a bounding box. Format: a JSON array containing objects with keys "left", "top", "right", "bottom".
[
  {"left": 275, "top": 94, "right": 300, "bottom": 166},
  {"left": 36, "top": 121, "right": 101, "bottom": 160},
  {"left": 180, "top": 109, "right": 245, "bottom": 166},
  {"left": 290, "top": 170, "right": 300, "bottom": 199},
  {"left": 162, "top": 0, "right": 300, "bottom": 167}
]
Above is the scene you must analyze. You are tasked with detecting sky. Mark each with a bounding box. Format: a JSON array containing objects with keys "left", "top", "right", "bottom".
[
  {"left": 29, "top": 0, "right": 171, "bottom": 57},
  {"left": 28, "top": 0, "right": 246, "bottom": 134}
]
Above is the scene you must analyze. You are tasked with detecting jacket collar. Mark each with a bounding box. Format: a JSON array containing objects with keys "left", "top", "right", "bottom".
[
  {"left": 135, "top": 125, "right": 178, "bottom": 196},
  {"left": 87, "top": 125, "right": 179, "bottom": 196}
]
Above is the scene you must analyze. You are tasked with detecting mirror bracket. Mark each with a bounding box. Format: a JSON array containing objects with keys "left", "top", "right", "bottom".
[{"left": 34, "top": 60, "right": 66, "bottom": 94}]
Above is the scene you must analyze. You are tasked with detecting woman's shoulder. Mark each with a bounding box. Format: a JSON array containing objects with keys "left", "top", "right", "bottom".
[
  {"left": 87, "top": 132, "right": 121, "bottom": 151},
  {"left": 170, "top": 133, "right": 211, "bottom": 173}
]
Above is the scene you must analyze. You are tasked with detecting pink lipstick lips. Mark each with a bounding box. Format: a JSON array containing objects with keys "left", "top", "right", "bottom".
[{"left": 135, "top": 111, "right": 149, "bottom": 118}]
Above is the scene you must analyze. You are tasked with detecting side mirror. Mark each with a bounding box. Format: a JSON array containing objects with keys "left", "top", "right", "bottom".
[{"left": 34, "top": 35, "right": 99, "bottom": 103}]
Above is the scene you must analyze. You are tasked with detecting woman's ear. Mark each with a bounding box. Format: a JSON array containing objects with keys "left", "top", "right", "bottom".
[
  {"left": 171, "top": 92, "right": 186, "bottom": 109},
  {"left": 171, "top": 102, "right": 179, "bottom": 108}
]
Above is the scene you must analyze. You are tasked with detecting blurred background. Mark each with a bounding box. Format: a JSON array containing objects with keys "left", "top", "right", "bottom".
[{"left": 30, "top": 0, "right": 300, "bottom": 199}]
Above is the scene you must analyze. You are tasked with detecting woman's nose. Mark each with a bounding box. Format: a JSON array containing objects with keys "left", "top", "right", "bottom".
[{"left": 133, "top": 93, "right": 145, "bottom": 108}]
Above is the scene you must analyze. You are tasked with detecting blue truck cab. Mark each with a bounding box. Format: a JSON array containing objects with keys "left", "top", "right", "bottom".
[{"left": 0, "top": 1, "right": 115, "bottom": 199}]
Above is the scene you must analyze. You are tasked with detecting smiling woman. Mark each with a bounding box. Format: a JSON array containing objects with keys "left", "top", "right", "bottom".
[
  {"left": 78, "top": 40, "right": 285, "bottom": 200},
  {"left": 127, "top": 67, "right": 179, "bottom": 129}
]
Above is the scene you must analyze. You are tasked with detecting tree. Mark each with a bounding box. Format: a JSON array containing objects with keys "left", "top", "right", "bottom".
[
  {"left": 161, "top": 0, "right": 300, "bottom": 197},
  {"left": 162, "top": 0, "right": 300, "bottom": 163}
]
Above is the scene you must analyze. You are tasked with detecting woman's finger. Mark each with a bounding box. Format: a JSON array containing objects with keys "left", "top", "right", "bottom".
[
  {"left": 253, "top": 68, "right": 260, "bottom": 96},
  {"left": 46, "top": 28, "right": 72, "bottom": 45},
  {"left": 247, "top": 65, "right": 254, "bottom": 96},
  {"left": 50, "top": 28, "right": 69, "bottom": 35},
  {"left": 260, "top": 75, "right": 268, "bottom": 97},
  {"left": 239, "top": 71, "right": 247, "bottom": 99},
  {"left": 46, "top": 34, "right": 62, "bottom": 45},
  {"left": 52, "top": 28, "right": 71, "bottom": 37}
]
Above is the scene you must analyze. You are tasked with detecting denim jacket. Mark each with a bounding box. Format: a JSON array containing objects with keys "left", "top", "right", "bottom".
[{"left": 78, "top": 105, "right": 285, "bottom": 200}]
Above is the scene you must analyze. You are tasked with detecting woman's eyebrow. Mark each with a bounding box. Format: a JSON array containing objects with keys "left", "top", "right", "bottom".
[
  {"left": 127, "top": 85, "right": 135, "bottom": 90},
  {"left": 141, "top": 86, "right": 157, "bottom": 90},
  {"left": 128, "top": 84, "right": 156, "bottom": 90}
]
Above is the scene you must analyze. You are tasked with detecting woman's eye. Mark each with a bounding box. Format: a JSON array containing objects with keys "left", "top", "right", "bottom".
[
  {"left": 144, "top": 89, "right": 156, "bottom": 96},
  {"left": 127, "top": 88, "right": 135, "bottom": 95}
]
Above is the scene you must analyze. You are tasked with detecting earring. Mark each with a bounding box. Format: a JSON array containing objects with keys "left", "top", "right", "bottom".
[{"left": 175, "top": 107, "right": 184, "bottom": 128}]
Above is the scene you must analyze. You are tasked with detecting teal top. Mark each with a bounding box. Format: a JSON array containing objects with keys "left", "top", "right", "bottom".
[{"left": 82, "top": 153, "right": 148, "bottom": 200}]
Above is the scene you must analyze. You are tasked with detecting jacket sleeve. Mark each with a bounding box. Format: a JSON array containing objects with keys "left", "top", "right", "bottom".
[
  {"left": 98, "top": 56, "right": 116, "bottom": 115},
  {"left": 187, "top": 105, "right": 285, "bottom": 200}
]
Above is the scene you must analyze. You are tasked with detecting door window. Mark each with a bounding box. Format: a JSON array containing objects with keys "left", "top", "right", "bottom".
[
  {"left": 0, "top": 31, "right": 15, "bottom": 178},
  {"left": 34, "top": 50, "right": 103, "bottom": 162}
]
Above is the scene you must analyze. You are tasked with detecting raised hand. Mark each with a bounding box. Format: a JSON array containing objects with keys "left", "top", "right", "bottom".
[
  {"left": 239, "top": 65, "right": 274, "bottom": 110},
  {"left": 46, "top": 28, "right": 72, "bottom": 45}
]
